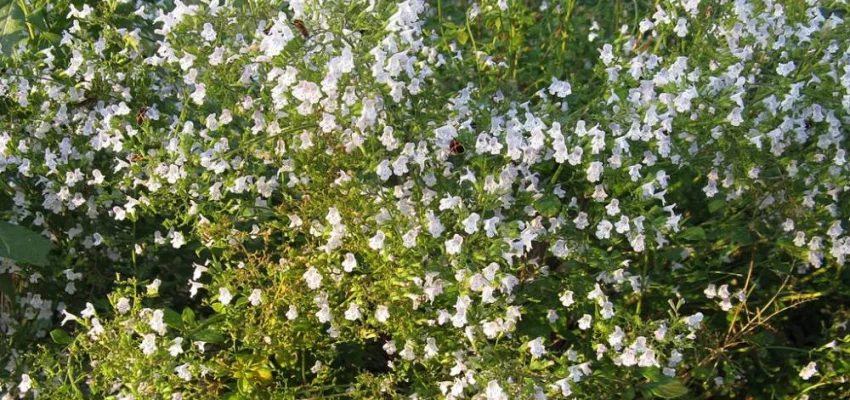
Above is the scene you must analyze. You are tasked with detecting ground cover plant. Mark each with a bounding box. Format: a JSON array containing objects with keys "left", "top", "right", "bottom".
[{"left": 1, "top": 0, "right": 849, "bottom": 398}]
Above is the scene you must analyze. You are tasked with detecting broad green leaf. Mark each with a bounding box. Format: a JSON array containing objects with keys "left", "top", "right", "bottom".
[
  {"left": 534, "top": 194, "right": 561, "bottom": 218},
  {"left": 0, "top": 222, "right": 51, "bottom": 266},
  {"left": 50, "top": 329, "right": 72, "bottom": 345},
  {"left": 163, "top": 308, "right": 183, "bottom": 330},
  {"left": 640, "top": 368, "right": 664, "bottom": 381},
  {"left": 182, "top": 307, "right": 196, "bottom": 325},
  {"left": 708, "top": 198, "right": 726, "bottom": 213},
  {"left": 457, "top": 29, "right": 468, "bottom": 46},
  {"left": 254, "top": 367, "right": 272, "bottom": 381},
  {"left": 640, "top": 368, "right": 689, "bottom": 399},
  {"left": 237, "top": 377, "right": 252, "bottom": 393},
  {"left": 679, "top": 226, "right": 706, "bottom": 241},
  {"left": 191, "top": 330, "right": 226, "bottom": 344},
  {"left": 26, "top": 7, "right": 47, "bottom": 32},
  {"left": 0, "top": 0, "right": 27, "bottom": 55},
  {"left": 728, "top": 227, "right": 753, "bottom": 245},
  {"left": 646, "top": 379, "right": 689, "bottom": 399}
]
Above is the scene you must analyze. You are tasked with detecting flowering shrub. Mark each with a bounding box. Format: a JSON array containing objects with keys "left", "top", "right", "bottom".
[{"left": 1, "top": 0, "right": 850, "bottom": 398}]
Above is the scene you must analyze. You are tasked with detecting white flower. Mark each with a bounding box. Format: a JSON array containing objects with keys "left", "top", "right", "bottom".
[
  {"left": 316, "top": 304, "right": 333, "bottom": 323},
  {"left": 169, "top": 337, "right": 184, "bottom": 357},
  {"left": 587, "top": 161, "right": 604, "bottom": 182},
  {"left": 116, "top": 297, "right": 131, "bottom": 314},
  {"left": 292, "top": 80, "right": 322, "bottom": 105},
  {"left": 704, "top": 284, "right": 717, "bottom": 299},
  {"left": 727, "top": 107, "right": 744, "bottom": 126},
  {"left": 383, "top": 340, "right": 397, "bottom": 355},
  {"left": 568, "top": 362, "right": 592, "bottom": 382},
  {"left": 400, "top": 342, "right": 416, "bottom": 361},
  {"left": 428, "top": 211, "right": 445, "bottom": 237},
  {"left": 560, "top": 291, "right": 575, "bottom": 307},
  {"left": 201, "top": 23, "right": 217, "bottom": 42},
  {"left": 595, "top": 220, "right": 613, "bottom": 239},
  {"left": 286, "top": 305, "right": 299, "bottom": 320},
  {"left": 149, "top": 309, "right": 167, "bottom": 335},
  {"left": 61, "top": 309, "right": 79, "bottom": 326},
  {"left": 578, "top": 314, "right": 593, "bottom": 330},
  {"left": 654, "top": 324, "right": 668, "bottom": 341},
  {"left": 344, "top": 303, "right": 361, "bottom": 321},
  {"left": 445, "top": 234, "right": 463, "bottom": 255},
  {"left": 527, "top": 337, "right": 546, "bottom": 359},
  {"left": 326, "top": 207, "right": 342, "bottom": 226},
  {"left": 424, "top": 337, "right": 439, "bottom": 359},
  {"left": 81, "top": 302, "right": 96, "bottom": 319},
  {"left": 218, "top": 287, "right": 233, "bottom": 305},
  {"left": 552, "top": 378, "right": 571, "bottom": 396},
  {"left": 681, "top": 0, "right": 700, "bottom": 15},
  {"left": 140, "top": 333, "right": 157, "bottom": 355},
  {"left": 599, "top": 43, "right": 615, "bottom": 65},
  {"left": 303, "top": 267, "right": 323, "bottom": 290},
  {"left": 683, "top": 312, "right": 704, "bottom": 330},
  {"left": 190, "top": 83, "right": 206, "bottom": 105},
  {"left": 376, "top": 160, "right": 392, "bottom": 181},
  {"left": 192, "top": 263, "right": 209, "bottom": 280},
  {"left": 601, "top": 301, "right": 615, "bottom": 319},
  {"left": 777, "top": 61, "right": 796, "bottom": 77},
  {"left": 375, "top": 305, "right": 390, "bottom": 323},
  {"left": 18, "top": 374, "right": 32, "bottom": 393},
  {"left": 369, "top": 230, "right": 386, "bottom": 250},
  {"left": 175, "top": 363, "right": 193, "bottom": 381},
  {"left": 484, "top": 380, "right": 508, "bottom": 400},
  {"left": 673, "top": 18, "right": 688, "bottom": 37},
  {"left": 249, "top": 289, "right": 262, "bottom": 306},
  {"left": 342, "top": 253, "right": 357, "bottom": 272},
  {"left": 171, "top": 231, "right": 186, "bottom": 248},
  {"left": 799, "top": 362, "right": 818, "bottom": 380},
  {"left": 574, "top": 212, "right": 590, "bottom": 230},
  {"left": 188, "top": 280, "right": 204, "bottom": 298},
  {"left": 548, "top": 78, "right": 572, "bottom": 98},
  {"left": 462, "top": 213, "right": 481, "bottom": 234}
]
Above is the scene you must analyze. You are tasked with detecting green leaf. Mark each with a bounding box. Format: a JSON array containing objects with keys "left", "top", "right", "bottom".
[
  {"left": 163, "top": 308, "right": 183, "bottom": 330},
  {"left": 237, "top": 377, "right": 253, "bottom": 393},
  {"left": 0, "top": 273, "right": 15, "bottom": 304},
  {"left": 182, "top": 307, "right": 196, "bottom": 325},
  {"left": 640, "top": 368, "right": 664, "bottom": 381},
  {"left": 26, "top": 7, "right": 47, "bottom": 32},
  {"left": 728, "top": 227, "right": 753, "bottom": 245},
  {"left": 679, "top": 226, "right": 706, "bottom": 241},
  {"left": 50, "top": 329, "right": 72, "bottom": 345},
  {"left": 646, "top": 379, "right": 689, "bottom": 399},
  {"left": 534, "top": 194, "right": 561, "bottom": 218},
  {"left": 191, "top": 330, "right": 226, "bottom": 344},
  {"left": 640, "top": 369, "right": 689, "bottom": 399},
  {"left": 0, "top": 222, "right": 51, "bottom": 266},
  {"left": 0, "top": 0, "right": 27, "bottom": 55},
  {"left": 457, "top": 29, "right": 468, "bottom": 46},
  {"left": 707, "top": 198, "right": 726, "bottom": 213}
]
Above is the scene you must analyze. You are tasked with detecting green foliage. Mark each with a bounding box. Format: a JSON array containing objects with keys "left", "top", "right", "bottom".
[
  {"left": 0, "top": 0, "right": 26, "bottom": 54},
  {"left": 0, "top": 222, "right": 50, "bottom": 266}
]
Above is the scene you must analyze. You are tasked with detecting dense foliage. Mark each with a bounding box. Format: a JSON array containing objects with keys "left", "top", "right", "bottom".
[{"left": 1, "top": 0, "right": 849, "bottom": 398}]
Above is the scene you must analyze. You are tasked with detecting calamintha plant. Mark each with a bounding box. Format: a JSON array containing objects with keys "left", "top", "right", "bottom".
[{"left": 0, "top": 0, "right": 849, "bottom": 399}]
